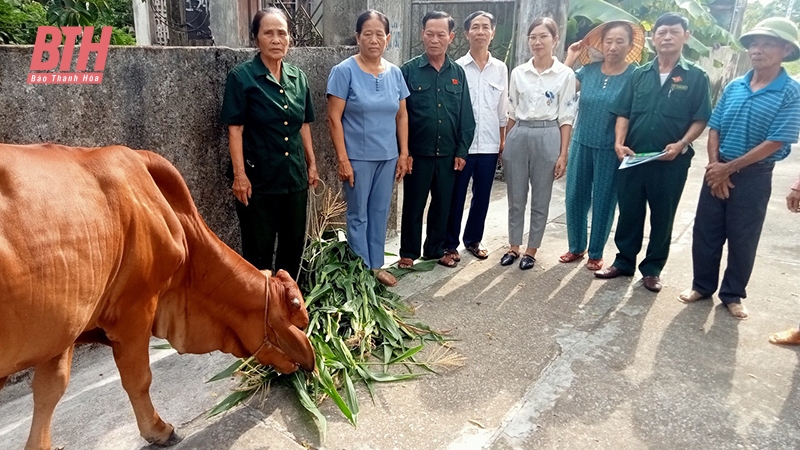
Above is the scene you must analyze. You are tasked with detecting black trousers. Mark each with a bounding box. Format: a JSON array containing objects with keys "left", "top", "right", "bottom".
[
  {"left": 235, "top": 189, "right": 307, "bottom": 279},
  {"left": 613, "top": 161, "right": 689, "bottom": 276},
  {"left": 400, "top": 155, "right": 457, "bottom": 260},
  {"left": 691, "top": 163, "right": 774, "bottom": 305}
]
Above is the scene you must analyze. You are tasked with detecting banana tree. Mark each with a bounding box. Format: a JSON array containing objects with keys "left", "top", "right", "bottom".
[{"left": 568, "top": 0, "right": 742, "bottom": 62}]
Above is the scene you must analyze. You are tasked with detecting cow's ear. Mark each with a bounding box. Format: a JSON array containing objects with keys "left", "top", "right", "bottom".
[{"left": 275, "top": 269, "right": 294, "bottom": 284}]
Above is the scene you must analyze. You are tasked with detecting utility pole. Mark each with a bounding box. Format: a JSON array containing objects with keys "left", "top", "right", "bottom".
[{"left": 514, "top": 0, "right": 570, "bottom": 66}]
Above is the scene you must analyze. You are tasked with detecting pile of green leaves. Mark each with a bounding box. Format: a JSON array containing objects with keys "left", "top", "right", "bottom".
[{"left": 209, "top": 231, "right": 460, "bottom": 440}]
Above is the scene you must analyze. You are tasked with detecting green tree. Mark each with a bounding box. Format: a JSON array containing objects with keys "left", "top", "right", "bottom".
[
  {"left": 568, "top": 0, "right": 742, "bottom": 61},
  {"left": 0, "top": 0, "right": 135, "bottom": 44},
  {"left": 0, "top": 0, "right": 48, "bottom": 44},
  {"left": 741, "top": 0, "right": 800, "bottom": 74},
  {"left": 743, "top": 0, "right": 799, "bottom": 31}
]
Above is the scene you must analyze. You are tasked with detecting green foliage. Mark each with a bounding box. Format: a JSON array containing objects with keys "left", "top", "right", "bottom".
[
  {"left": 568, "top": 0, "right": 742, "bottom": 61},
  {"left": 740, "top": 1, "right": 799, "bottom": 75},
  {"left": 0, "top": 0, "right": 135, "bottom": 44},
  {"left": 209, "top": 232, "right": 461, "bottom": 441},
  {"left": 0, "top": 0, "right": 48, "bottom": 44},
  {"left": 743, "top": 0, "right": 799, "bottom": 32}
]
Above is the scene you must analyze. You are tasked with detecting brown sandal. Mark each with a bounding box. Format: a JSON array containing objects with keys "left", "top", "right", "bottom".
[
  {"left": 586, "top": 258, "right": 603, "bottom": 271},
  {"left": 466, "top": 243, "right": 489, "bottom": 260},
  {"left": 438, "top": 253, "right": 458, "bottom": 268},
  {"left": 559, "top": 251, "right": 585, "bottom": 263},
  {"left": 444, "top": 248, "right": 461, "bottom": 262},
  {"left": 398, "top": 257, "right": 414, "bottom": 269}
]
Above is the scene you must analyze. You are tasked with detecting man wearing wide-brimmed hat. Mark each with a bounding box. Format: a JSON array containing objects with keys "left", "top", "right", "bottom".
[{"left": 679, "top": 17, "right": 800, "bottom": 320}]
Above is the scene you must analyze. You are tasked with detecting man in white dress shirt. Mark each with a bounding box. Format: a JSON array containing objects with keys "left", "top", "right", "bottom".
[{"left": 444, "top": 10, "right": 509, "bottom": 261}]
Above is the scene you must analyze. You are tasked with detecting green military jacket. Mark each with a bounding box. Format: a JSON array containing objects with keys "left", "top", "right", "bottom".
[
  {"left": 401, "top": 53, "right": 476, "bottom": 158},
  {"left": 220, "top": 54, "right": 315, "bottom": 194},
  {"left": 610, "top": 55, "right": 712, "bottom": 168}
]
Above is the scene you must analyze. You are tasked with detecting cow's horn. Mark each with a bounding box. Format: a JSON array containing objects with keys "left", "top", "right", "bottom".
[{"left": 291, "top": 298, "right": 301, "bottom": 308}]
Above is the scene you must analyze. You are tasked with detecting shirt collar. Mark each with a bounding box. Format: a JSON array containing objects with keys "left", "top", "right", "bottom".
[
  {"left": 419, "top": 52, "right": 452, "bottom": 69},
  {"left": 644, "top": 55, "right": 691, "bottom": 72},
  {"left": 251, "top": 53, "right": 298, "bottom": 82},
  {"left": 743, "top": 67, "right": 790, "bottom": 92},
  {"left": 460, "top": 51, "right": 495, "bottom": 68},
  {"left": 522, "top": 56, "right": 564, "bottom": 74}
]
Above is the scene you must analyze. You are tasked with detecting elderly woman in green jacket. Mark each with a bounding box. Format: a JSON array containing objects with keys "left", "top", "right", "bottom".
[{"left": 220, "top": 7, "right": 319, "bottom": 278}]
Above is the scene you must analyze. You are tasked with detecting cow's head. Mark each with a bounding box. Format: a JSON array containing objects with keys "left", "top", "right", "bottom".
[{"left": 262, "top": 269, "right": 315, "bottom": 371}]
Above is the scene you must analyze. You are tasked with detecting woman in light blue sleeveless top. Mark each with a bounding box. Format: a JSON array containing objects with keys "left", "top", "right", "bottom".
[
  {"left": 327, "top": 10, "right": 411, "bottom": 286},
  {"left": 560, "top": 21, "right": 641, "bottom": 271}
]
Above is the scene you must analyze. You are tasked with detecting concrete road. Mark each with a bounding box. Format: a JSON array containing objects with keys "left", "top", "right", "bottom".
[{"left": 1, "top": 135, "right": 798, "bottom": 450}]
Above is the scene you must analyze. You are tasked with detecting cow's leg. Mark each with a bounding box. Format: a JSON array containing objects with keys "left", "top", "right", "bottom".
[
  {"left": 24, "top": 346, "right": 74, "bottom": 450},
  {"left": 0, "top": 376, "right": 6, "bottom": 391},
  {"left": 110, "top": 334, "right": 181, "bottom": 446}
]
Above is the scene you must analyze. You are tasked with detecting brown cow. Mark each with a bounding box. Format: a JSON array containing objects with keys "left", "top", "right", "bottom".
[{"left": 0, "top": 144, "right": 316, "bottom": 450}]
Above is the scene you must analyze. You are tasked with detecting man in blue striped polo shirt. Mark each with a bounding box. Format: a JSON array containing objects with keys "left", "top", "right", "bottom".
[{"left": 679, "top": 17, "right": 800, "bottom": 319}]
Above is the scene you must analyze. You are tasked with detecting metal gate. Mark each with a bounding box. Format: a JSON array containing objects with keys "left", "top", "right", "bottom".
[{"left": 407, "top": 0, "right": 517, "bottom": 65}]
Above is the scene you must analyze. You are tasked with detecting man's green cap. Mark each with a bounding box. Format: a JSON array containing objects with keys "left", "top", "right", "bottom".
[{"left": 739, "top": 17, "right": 800, "bottom": 62}]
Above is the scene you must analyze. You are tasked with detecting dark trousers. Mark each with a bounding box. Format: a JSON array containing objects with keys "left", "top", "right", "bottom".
[
  {"left": 444, "top": 153, "right": 498, "bottom": 250},
  {"left": 691, "top": 163, "right": 773, "bottom": 305},
  {"left": 400, "top": 155, "right": 457, "bottom": 260},
  {"left": 613, "top": 161, "right": 689, "bottom": 276},
  {"left": 235, "top": 189, "right": 307, "bottom": 278}
]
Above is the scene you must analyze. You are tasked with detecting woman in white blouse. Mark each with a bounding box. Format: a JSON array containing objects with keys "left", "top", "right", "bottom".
[{"left": 500, "top": 17, "right": 576, "bottom": 270}]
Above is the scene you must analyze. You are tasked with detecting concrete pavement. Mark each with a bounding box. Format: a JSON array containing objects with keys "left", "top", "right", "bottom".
[{"left": 1, "top": 135, "right": 798, "bottom": 450}]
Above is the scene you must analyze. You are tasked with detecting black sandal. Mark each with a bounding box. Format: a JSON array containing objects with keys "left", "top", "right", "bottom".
[
  {"left": 500, "top": 250, "right": 519, "bottom": 266},
  {"left": 519, "top": 254, "right": 536, "bottom": 270}
]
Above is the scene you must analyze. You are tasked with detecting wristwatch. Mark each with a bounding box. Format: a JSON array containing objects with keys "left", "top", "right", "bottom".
[{"left": 679, "top": 139, "right": 690, "bottom": 154}]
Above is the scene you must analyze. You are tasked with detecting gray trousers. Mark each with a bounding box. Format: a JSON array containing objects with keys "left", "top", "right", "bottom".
[{"left": 502, "top": 121, "right": 561, "bottom": 248}]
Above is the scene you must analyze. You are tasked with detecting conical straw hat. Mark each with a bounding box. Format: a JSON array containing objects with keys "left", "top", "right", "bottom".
[{"left": 578, "top": 20, "right": 646, "bottom": 65}]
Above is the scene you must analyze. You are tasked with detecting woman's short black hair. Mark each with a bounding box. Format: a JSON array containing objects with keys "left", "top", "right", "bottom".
[
  {"left": 356, "top": 9, "right": 390, "bottom": 35},
  {"left": 250, "top": 7, "right": 290, "bottom": 39}
]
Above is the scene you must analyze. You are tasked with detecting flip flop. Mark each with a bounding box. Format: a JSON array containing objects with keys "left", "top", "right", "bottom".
[
  {"left": 725, "top": 303, "right": 749, "bottom": 320},
  {"left": 677, "top": 289, "right": 711, "bottom": 303},
  {"left": 769, "top": 329, "right": 800, "bottom": 345}
]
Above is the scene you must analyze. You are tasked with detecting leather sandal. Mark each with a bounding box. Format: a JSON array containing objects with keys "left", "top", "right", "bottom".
[
  {"left": 444, "top": 248, "right": 461, "bottom": 262},
  {"left": 500, "top": 250, "right": 519, "bottom": 266},
  {"left": 519, "top": 254, "right": 536, "bottom": 270},
  {"left": 558, "top": 251, "right": 585, "bottom": 263},
  {"left": 398, "top": 257, "right": 414, "bottom": 269},
  {"left": 466, "top": 243, "right": 489, "bottom": 260},
  {"left": 586, "top": 259, "right": 603, "bottom": 271},
  {"left": 438, "top": 253, "right": 458, "bottom": 268}
]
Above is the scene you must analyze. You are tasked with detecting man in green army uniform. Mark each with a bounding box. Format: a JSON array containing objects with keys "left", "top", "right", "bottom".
[
  {"left": 595, "top": 12, "right": 712, "bottom": 292},
  {"left": 397, "top": 11, "right": 476, "bottom": 269}
]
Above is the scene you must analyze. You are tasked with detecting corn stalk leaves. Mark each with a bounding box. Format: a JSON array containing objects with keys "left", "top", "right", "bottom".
[{"left": 208, "top": 229, "right": 457, "bottom": 442}]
